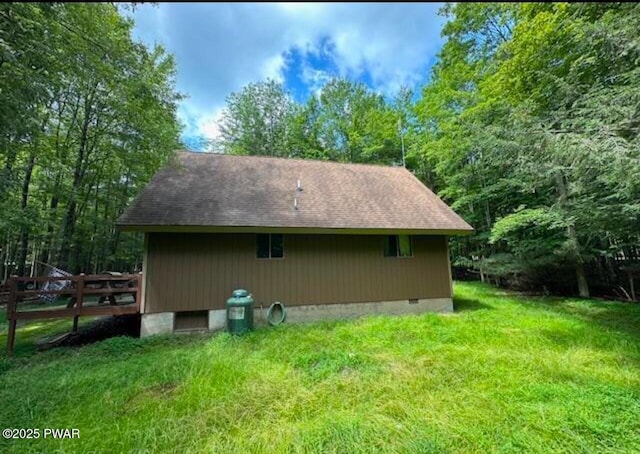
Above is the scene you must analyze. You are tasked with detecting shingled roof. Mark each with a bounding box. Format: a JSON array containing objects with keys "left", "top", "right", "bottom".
[{"left": 117, "top": 151, "right": 473, "bottom": 234}]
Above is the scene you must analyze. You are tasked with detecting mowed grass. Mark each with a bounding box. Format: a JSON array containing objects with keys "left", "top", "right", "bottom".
[{"left": 1, "top": 282, "right": 640, "bottom": 453}]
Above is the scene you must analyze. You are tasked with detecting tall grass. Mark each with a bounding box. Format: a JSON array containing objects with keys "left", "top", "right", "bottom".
[{"left": 1, "top": 282, "right": 639, "bottom": 453}]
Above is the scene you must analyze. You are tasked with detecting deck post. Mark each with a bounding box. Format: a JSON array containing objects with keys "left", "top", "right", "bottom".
[
  {"left": 73, "top": 274, "right": 85, "bottom": 332},
  {"left": 630, "top": 273, "right": 636, "bottom": 302},
  {"left": 135, "top": 272, "right": 143, "bottom": 312},
  {"left": 6, "top": 275, "right": 18, "bottom": 356}
]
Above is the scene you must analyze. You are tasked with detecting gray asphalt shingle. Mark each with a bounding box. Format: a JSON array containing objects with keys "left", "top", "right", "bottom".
[{"left": 117, "top": 151, "right": 473, "bottom": 233}]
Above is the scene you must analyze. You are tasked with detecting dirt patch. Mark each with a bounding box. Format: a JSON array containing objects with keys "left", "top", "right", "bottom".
[{"left": 38, "top": 315, "right": 140, "bottom": 350}]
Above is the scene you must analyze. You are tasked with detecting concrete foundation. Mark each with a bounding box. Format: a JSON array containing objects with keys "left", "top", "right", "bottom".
[
  {"left": 208, "top": 309, "right": 226, "bottom": 331},
  {"left": 140, "top": 312, "right": 174, "bottom": 337},
  {"left": 141, "top": 298, "right": 453, "bottom": 336},
  {"left": 254, "top": 298, "right": 453, "bottom": 326}
]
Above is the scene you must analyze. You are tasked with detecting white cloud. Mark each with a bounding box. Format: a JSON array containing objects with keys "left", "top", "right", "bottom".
[
  {"left": 277, "top": 3, "right": 445, "bottom": 92},
  {"left": 131, "top": 3, "right": 445, "bottom": 146},
  {"left": 197, "top": 109, "right": 224, "bottom": 141},
  {"left": 261, "top": 54, "right": 286, "bottom": 83},
  {"left": 302, "top": 69, "right": 331, "bottom": 98}
]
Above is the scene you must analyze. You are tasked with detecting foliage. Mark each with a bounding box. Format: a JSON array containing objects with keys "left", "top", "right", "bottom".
[
  {"left": 482, "top": 207, "right": 569, "bottom": 279},
  {"left": 415, "top": 2, "right": 640, "bottom": 296},
  {"left": 218, "top": 78, "right": 408, "bottom": 166},
  {"left": 0, "top": 3, "right": 181, "bottom": 276},
  {"left": 218, "top": 80, "right": 297, "bottom": 157},
  {"left": 491, "top": 207, "right": 566, "bottom": 253},
  {"left": 1, "top": 282, "right": 640, "bottom": 452}
]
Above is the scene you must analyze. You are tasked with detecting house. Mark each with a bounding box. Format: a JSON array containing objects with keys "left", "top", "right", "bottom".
[{"left": 117, "top": 151, "right": 473, "bottom": 336}]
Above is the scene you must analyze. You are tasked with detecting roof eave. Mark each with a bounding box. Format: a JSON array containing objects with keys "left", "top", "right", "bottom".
[{"left": 116, "top": 224, "right": 474, "bottom": 236}]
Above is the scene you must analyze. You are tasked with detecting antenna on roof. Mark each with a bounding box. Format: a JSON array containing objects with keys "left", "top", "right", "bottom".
[
  {"left": 294, "top": 179, "right": 302, "bottom": 211},
  {"left": 398, "top": 118, "right": 406, "bottom": 168}
]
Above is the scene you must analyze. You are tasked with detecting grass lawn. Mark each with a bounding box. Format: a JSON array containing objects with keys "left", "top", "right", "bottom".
[{"left": 1, "top": 282, "right": 639, "bottom": 453}]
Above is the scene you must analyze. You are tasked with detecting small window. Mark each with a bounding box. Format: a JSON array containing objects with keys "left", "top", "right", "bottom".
[
  {"left": 256, "top": 233, "right": 284, "bottom": 259},
  {"left": 398, "top": 235, "right": 412, "bottom": 257},
  {"left": 384, "top": 235, "right": 398, "bottom": 257},
  {"left": 384, "top": 235, "right": 412, "bottom": 258},
  {"left": 257, "top": 234, "right": 270, "bottom": 258},
  {"left": 271, "top": 234, "right": 284, "bottom": 258}
]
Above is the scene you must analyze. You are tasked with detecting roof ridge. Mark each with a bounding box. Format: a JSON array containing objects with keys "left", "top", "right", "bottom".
[{"left": 176, "top": 149, "right": 409, "bottom": 172}]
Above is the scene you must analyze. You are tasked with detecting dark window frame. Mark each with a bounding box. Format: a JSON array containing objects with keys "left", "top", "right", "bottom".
[
  {"left": 256, "top": 233, "right": 285, "bottom": 259},
  {"left": 383, "top": 235, "right": 413, "bottom": 258}
]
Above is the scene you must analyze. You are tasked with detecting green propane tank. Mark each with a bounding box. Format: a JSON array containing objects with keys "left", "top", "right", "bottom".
[{"left": 226, "top": 289, "right": 254, "bottom": 335}]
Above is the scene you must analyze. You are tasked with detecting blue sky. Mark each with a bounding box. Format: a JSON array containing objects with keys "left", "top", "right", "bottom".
[{"left": 130, "top": 3, "right": 446, "bottom": 149}]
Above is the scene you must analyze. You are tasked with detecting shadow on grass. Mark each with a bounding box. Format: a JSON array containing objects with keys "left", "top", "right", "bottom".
[
  {"left": 509, "top": 292, "right": 640, "bottom": 344},
  {"left": 57, "top": 315, "right": 140, "bottom": 348},
  {"left": 459, "top": 281, "right": 640, "bottom": 344},
  {"left": 453, "top": 295, "right": 493, "bottom": 312},
  {"left": 1, "top": 315, "right": 141, "bottom": 360}
]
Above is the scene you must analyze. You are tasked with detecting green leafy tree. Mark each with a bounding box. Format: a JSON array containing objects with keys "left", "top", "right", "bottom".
[
  {"left": 218, "top": 77, "right": 405, "bottom": 166},
  {"left": 218, "top": 80, "right": 297, "bottom": 157},
  {"left": 416, "top": 2, "right": 640, "bottom": 296},
  {"left": 0, "top": 3, "right": 181, "bottom": 277},
  {"left": 315, "top": 78, "right": 394, "bottom": 163}
]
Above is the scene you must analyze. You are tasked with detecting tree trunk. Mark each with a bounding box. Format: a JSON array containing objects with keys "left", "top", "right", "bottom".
[
  {"left": 575, "top": 256, "right": 590, "bottom": 299},
  {"left": 59, "top": 95, "right": 93, "bottom": 270},
  {"left": 484, "top": 200, "right": 492, "bottom": 231},
  {"left": 556, "top": 171, "right": 590, "bottom": 298},
  {"left": 1, "top": 234, "right": 9, "bottom": 281},
  {"left": 40, "top": 188, "right": 59, "bottom": 268},
  {"left": 16, "top": 151, "right": 37, "bottom": 276},
  {"left": 0, "top": 146, "right": 19, "bottom": 199},
  {"left": 59, "top": 200, "right": 77, "bottom": 270}
]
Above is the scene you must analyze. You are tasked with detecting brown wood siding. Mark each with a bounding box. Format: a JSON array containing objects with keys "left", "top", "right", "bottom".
[{"left": 144, "top": 233, "right": 452, "bottom": 313}]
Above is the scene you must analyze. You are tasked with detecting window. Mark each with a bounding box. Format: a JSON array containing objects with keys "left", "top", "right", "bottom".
[
  {"left": 383, "top": 235, "right": 398, "bottom": 257},
  {"left": 398, "top": 235, "right": 412, "bottom": 257},
  {"left": 271, "top": 234, "right": 284, "bottom": 258},
  {"left": 256, "top": 234, "right": 284, "bottom": 259},
  {"left": 384, "top": 235, "right": 412, "bottom": 257}
]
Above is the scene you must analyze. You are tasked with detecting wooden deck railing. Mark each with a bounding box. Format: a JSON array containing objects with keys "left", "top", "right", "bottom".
[{"left": 5, "top": 273, "right": 142, "bottom": 355}]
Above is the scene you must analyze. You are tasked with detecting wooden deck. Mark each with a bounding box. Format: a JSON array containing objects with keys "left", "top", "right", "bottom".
[{"left": 5, "top": 273, "right": 142, "bottom": 355}]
